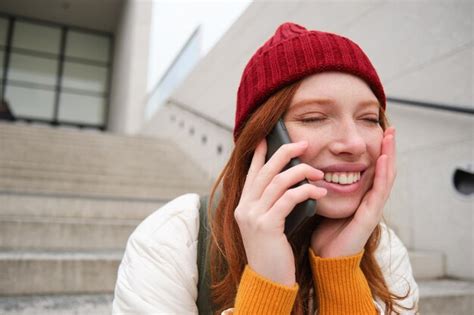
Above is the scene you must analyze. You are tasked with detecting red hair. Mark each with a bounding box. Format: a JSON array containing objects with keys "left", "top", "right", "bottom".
[{"left": 207, "top": 80, "right": 415, "bottom": 314}]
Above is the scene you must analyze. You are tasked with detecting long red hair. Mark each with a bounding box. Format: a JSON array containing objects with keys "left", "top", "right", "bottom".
[{"left": 207, "top": 79, "right": 415, "bottom": 314}]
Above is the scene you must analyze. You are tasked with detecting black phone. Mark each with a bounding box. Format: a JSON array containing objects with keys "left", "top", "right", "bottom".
[{"left": 265, "top": 118, "right": 318, "bottom": 239}]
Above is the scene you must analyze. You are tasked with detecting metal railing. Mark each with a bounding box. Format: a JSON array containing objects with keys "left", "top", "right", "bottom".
[{"left": 388, "top": 97, "right": 474, "bottom": 116}]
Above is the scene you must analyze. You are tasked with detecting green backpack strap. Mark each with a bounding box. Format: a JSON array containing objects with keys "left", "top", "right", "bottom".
[{"left": 197, "top": 195, "right": 213, "bottom": 315}]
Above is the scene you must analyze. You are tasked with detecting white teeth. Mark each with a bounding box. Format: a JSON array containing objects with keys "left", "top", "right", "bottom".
[
  {"left": 347, "top": 173, "right": 354, "bottom": 182},
  {"left": 324, "top": 171, "right": 362, "bottom": 185},
  {"left": 339, "top": 173, "right": 348, "bottom": 184},
  {"left": 324, "top": 173, "right": 331, "bottom": 182}
]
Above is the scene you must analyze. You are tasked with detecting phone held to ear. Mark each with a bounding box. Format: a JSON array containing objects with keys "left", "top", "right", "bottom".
[{"left": 265, "top": 118, "right": 318, "bottom": 239}]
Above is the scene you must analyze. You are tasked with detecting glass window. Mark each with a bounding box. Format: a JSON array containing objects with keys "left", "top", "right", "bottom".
[
  {"left": 65, "top": 31, "right": 110, "bottom": 62},
  {"left": 0, "top": 17, "right": 8, "bottom": 48},
  {"left": 62, "top": 62, "right": 107, "bottom": 93},
  {"left": 5, "top": 85, "right": 55, "bottom": 119},
  {"left": 58, "top": 93, "right": 105, "bottom": 125},
  {"left": 8, "top": 53, "right": 58, "bottom": 86},
  {"left": 12, "top": 21, "right": 61, "bottom": 55}
]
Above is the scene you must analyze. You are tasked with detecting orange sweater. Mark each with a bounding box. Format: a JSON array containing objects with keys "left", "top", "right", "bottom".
[{"left": 233, "top": 248, "right": 376, "bottom": 315}]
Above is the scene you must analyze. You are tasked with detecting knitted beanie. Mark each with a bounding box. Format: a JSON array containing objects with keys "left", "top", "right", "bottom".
[{"left": 234, "top": 22, "right": 386, "bottom": 141}]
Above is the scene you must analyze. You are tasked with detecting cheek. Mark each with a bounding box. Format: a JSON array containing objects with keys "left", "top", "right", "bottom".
[
  {"left": 367, "top": 129, "right": 384, "bottom": 158},
  {"left": 288, "top": 127, "right": 328, "bottom": 160}
]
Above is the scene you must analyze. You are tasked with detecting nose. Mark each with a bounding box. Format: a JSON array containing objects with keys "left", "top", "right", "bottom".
[{"left": 328, "top": 120, "right": 366, "bottom": 157}]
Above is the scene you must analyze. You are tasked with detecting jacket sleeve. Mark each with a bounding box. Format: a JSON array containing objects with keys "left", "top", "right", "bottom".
[
  {"left": 112, "top": 193, "right": 201, "bottom": 314},
  {"left": 373, "top": 223, "right": 420, "bottom": 314}
]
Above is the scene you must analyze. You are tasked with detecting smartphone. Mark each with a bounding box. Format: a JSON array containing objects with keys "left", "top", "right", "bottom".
[{"left": 265, "top": 118, "right": 318, "bottom": 239}]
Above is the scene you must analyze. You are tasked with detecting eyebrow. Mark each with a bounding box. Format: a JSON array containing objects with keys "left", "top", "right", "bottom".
[{"left": 288, "top": 98, "right": 380, "bottom": 112}]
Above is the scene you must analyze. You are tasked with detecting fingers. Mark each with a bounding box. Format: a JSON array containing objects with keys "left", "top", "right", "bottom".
[
  {"left": 351, "top": 153, "right": 388, "bottom": 232},
  {"left": 384, "top": 126, "right": 395, "bottom": 136},
  {"left": 242, "top": 139, "right": 267, "bottom": 198},
  {"left": 373, "top": 154, "right": 389, "bottom": 200},
  {"left": 382, "top": 127, "right": 396, "bottom": 184},
  {"left": 268, "top": 183, "right": 327, "bottom": 219},
  {"left": 259, "top": 163, "right": 324, "bottom": 210},
  {"left": 247, "top": 140, "right": 310, "bottom": 201}
]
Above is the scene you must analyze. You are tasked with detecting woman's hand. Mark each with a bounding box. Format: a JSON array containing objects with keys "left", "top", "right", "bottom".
[
  {"left": 234, "top": 139, "right": 328, "bottom": 286},
  {"left": 310, "top": 127, "right": 397, "bottom": 258}
]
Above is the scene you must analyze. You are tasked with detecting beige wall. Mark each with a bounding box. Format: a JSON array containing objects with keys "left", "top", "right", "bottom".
[{"left": 108, "top": 0, "right": 152, "bottom": 134}]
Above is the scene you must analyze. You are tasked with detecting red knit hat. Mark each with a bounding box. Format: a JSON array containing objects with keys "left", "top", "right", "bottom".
[{"left": 234, "top": 22, "right": 386, "bottom": 141}]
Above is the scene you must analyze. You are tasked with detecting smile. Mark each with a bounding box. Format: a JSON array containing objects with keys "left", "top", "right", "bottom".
[{"left": 323, "top": 171, "right": 362, "bottom": 185}]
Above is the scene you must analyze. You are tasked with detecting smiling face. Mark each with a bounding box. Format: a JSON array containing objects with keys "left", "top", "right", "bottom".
[{"left": 283, "top": 71, "right": 384, "bottom": 219}]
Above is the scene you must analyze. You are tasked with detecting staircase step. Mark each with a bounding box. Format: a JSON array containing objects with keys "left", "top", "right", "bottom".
[
  {"left": 0, "top": 192, "right": 165, "bottom": 250},
  {"left": 0, "top": 177, "right": 210, "bottom": 199},
  {"left": 418, "top": 279, "right": 474, "bottom": 314},
  {"left": 409, "top": 250, "right": 445, "bottom": 280},
  {"left": 0, "top": 294, "right": 113, "bottom": 315},
  {"left": 0, "top": 165, "right": 208, "bottom": 186},
  {"left": 0, "top": 193, "right": 163, "bottom": 220},
  {"left": 0, "top": 250, "right": 122, "bottom": 295},
  {"left": 0, "top": 140, "right": 187, "bottom": 165},
  {"left": 0, "top": 157, "right": 198, "bottom": 177},
  {"left": 0, "top": 135, "right": 174, "bottom": 152},
  {"left": 0, "top": 216, "right": 139, "bottom": 250},
  {"left": 0, "top": 122, "right": 173, "bottom": 149}
]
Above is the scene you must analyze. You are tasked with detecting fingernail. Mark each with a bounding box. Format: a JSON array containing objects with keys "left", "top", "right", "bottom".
[
  {"left": 299, "top": 140, "right": 308, "bottom": 147},
  {"left": 309, "top": 169, "right": 324, "bottom": 179}
]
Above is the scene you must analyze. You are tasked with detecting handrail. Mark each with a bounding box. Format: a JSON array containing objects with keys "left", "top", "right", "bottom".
[
  {"left": 0, "top": 190, "right": 171, "bottom": 203},
  {"left": 168, "top": 98, "right": 233, "bottom": 132},
  {"left": 388, "top": 97, "right": 474, "bottom": 115}
]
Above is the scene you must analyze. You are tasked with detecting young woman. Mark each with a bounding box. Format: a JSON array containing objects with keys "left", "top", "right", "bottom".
[{"left": 113, "top": 22, "right": 419, "bottom": 314}]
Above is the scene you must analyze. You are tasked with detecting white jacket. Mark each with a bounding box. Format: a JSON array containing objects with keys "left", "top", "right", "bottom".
[{"left": 112, "top": 193, "right": 419, "bottom": 314}]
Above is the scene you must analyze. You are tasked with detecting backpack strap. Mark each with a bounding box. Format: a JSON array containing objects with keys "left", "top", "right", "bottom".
[{"left": 197, "top": 195, "right": 213, "bottom": 315}]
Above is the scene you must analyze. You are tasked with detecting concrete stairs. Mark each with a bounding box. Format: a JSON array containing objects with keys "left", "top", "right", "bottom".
[
  {"left": 0, "top": 121, "right": 212, "bottom": 312},
  {"left": 0, "top": 294, "right": 113, "bottom": 315},
  {"left": 408, "top": 250, "right": 474, "bottom": 313}
]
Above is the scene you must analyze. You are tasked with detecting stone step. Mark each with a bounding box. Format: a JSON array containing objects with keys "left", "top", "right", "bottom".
[
  {"left": 0, "top": 177, "right": 210, "bottom": 199},
  {"left": 418, "top": 279, "right": 474, "bottom": 314},
  {"left": 0, "top": 139, "right": 195, "bottom": 169},
  {"left": 0, "top": 160, "right": 199, "bottom": 180},
  {"left": 0, "top": 193, "right": 164, "bottom": 220},
  {"left": 0, "top": 145, "right": 193, "bottom": 166},
  {"left": 409, "top": 250, "right": 445, "bottom": 280},
  {"left": 0, "top": 138, "right": 173, "bottom": 159},
  {"left": 0, "top": 294, "right": 113, "bottom": 315},
  {"left": 0, "top": 250, "right": 122, "bottom": 295},
  {"left": 0, "top": 122, "right": 173, "bottom": 148},
  {"left": 0, "top": 164, "right": 208, "bottom": 186},
  {"left": 0, "top": 138, "right": 182, "bottom": 162},
  {"left": 0, "top": 216, "right": 139, "bottom": 250},
  {"left": 0, "top": 134, "right": 174, "bottom": 151}
]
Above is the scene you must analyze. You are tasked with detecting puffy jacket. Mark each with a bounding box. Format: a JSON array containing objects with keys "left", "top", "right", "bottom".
[{"left": 112, "top": 193, "right": 419, "bottom": 314}]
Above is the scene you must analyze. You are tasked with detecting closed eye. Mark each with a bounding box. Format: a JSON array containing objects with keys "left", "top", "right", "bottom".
[
  {"left": 299, "top": 117, "right": 326, "bottom": 124},
  {"left": 363, "top": 118, "right": 381, "bottom": 125}
]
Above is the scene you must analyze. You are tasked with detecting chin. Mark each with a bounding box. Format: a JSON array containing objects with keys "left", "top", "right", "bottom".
[{"left": 315, "top": 197, "right": 361, "bottom": 219}]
